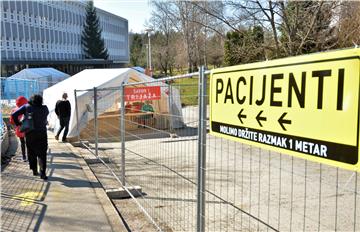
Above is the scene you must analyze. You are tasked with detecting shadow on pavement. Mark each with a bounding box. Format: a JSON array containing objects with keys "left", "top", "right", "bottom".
[
  {"left": 1, "top": 155, "right": 51, "bottom": 231},
  {"left": 49, "top": 176, "right": 101, "bottom": 188},
  {"left": 1, "top": 149, "right": 99, "bottom": 230},
  {"left": 49, "top": 163, "right": 82, "bottom": 170}
]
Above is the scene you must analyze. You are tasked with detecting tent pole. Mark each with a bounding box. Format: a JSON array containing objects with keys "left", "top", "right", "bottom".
[
  {"left": 120, "top": 84, "right": 126, "bottom": 186},
  {"left": 170, "top": 84, "right": 173, "bottom": 132},
  {"left": 74, "top": 89, "right": 81, "bottom": 143}
]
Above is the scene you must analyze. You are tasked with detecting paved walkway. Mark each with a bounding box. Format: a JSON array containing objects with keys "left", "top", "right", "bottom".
[{"left": 1, "top": 133, "right": 126, "bottom": 231}]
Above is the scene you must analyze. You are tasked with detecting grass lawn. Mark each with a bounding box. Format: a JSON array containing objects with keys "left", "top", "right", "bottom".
[{"left": 172, "top": 77, "right": 210, "bottom": 106}]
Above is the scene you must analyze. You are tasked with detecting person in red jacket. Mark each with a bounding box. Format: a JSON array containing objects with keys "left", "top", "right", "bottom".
[{"left": 9, "top": 96, "right": 28, "bottom": 161}]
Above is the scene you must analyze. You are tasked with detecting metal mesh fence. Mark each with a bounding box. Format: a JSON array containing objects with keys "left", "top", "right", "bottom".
[
  {"left": 1, "top": 78, "right": 40, "bottom": 100},
  {"left": 121, "top": 77, "right": 203, "bottom": 231},
  {"left": 204, "top": 139, "right": 359, "bottom": 231},
  {"left": 75, "top": 68, "right": 359, "bottom": 232}
]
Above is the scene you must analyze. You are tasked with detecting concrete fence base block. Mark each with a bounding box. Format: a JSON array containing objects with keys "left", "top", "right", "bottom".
[
  {"left": 71, "top": 141, "right": 89, "bottom": 147},
  {"left": 85, "top": 157, "right": 111, "bottom": 164},
  {"left": 70, "top": 142, "right": 83, "bottom": 147},
  {"left": 106, "top": 186, "right": 142, "bottom": 199}
]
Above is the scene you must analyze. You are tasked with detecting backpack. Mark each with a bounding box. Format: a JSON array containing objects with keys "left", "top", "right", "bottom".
[{"left": 19, "top": 106, "right": 34, "bottom": 133}]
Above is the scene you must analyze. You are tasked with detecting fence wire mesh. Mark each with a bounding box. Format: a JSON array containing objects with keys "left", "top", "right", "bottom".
[
  {"left": 1, "top": 78, "right": 40, "bottom": 100},
  {"left": 74, "top": 69, "right": 359, "bottom": 232},
  {"left": 120, "top": 77, "right": 201, "bottom": 231}
]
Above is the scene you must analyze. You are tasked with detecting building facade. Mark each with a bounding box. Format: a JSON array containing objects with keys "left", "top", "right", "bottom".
[{"left": 1, "top": 0, "right": 129, "bottom": 76}]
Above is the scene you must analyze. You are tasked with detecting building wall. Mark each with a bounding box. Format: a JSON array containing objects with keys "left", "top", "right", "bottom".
[
  {"left": 0, "top": 0, "right": 129, "bottom": 75},
  {"left": 97, "top": 8, "right": 129, "bottom": 61}
]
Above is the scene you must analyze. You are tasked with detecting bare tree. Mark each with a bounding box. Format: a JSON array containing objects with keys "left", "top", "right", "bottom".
[
  {"left": 149, "top": 2, "right": 178, "bottom": 75},
  {"left": 151, "top": 0, "right": 226, "bottom": 72},
  {"left": 336, "top": 1, "right": 360, "bottom": 48},
  {"left": 148, "top": 0, "right": 357, "bottom": 72},
  {"left": 278, "top": 1, "right": 341, "bottom": 56},
  {"left": 191, "top": 1, "right": 343, "bottom": 57}
]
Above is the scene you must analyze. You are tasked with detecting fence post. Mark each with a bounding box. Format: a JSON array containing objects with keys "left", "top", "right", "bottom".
[
  {"left": 197, "top": 65, "right": 207, "bottom": 232},
  {"left": 93, "top": 87, "right": 98, "bottom": 156},
  {"left": 74, "top": 89, "right": 81, "bottom": 143},
  {"left": 120, "top": 84, "right": 126, "bottom": 186},
  {"left": 168, "top": 84, "right": 173, "bottom": 132}
]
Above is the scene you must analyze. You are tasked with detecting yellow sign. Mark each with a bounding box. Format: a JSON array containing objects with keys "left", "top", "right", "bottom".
[{"left": 210, "top": 48, "right": 360, "bottom": 171}]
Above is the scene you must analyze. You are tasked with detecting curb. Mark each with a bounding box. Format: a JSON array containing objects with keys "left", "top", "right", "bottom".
[{"left": 64, "top": 142, "right": 128, "bottom": 232}]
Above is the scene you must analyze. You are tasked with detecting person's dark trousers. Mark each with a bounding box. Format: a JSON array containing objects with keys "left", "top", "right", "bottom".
[
  {"left": 56, "top": 117, "right": 70, "bottom": 141},
  {"left": 25, "top": 131, "right": 48, "bottom": 175},
  {"left": 19, "top": 137, "right": 27, "bottom": 160}
]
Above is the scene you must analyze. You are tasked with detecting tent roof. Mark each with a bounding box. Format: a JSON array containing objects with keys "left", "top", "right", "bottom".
[
  {"left": 10, "top": 68, "right": 69, "bottom": 79},
  {"left": 43, "top": 68, "right": 156, "bottom": 98},
  {"left": 45, "top": 68, "right": 129, "bottom": 93}
]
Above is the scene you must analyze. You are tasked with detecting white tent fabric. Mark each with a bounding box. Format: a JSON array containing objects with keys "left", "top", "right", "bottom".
[
  {"left": 9, "top": 68, "right": 70, "bottom": 94},
  {"left": 43, "top": 68, "right": 184, "bottom": 138}
]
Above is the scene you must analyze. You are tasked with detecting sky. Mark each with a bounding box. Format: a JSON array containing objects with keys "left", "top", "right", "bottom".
[{"left": 93, "top": 0, "right": 153, "bottom": 33}]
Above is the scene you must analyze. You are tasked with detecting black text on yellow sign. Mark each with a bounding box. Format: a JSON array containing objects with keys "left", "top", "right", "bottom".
[{"left": 210, "top": 48, "right": 360, "bottom": 171}]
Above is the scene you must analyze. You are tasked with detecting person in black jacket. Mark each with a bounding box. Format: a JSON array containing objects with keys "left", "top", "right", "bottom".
[
  {"left": 12, "top": 94, "right": 49, "bottom": 180},
  {"left": 55, "top": 93, "right": 71, "bottom": 142}
]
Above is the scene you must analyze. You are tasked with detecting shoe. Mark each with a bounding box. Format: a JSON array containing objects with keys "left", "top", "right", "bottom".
[
  {"left": 40, "top": 174, "right": 48, "bottom": 180},
  {"left": 22, "top": 157, "right": 27, "bottom": 162},
  {"left": 62, "top": 138, "right": 67, "bottom": 143},
  {"left": 33, "top": 170, "right": 39, "bottom": 176},
  {"left": 55, "top": 135, "right": 59, "bottom": 140}
]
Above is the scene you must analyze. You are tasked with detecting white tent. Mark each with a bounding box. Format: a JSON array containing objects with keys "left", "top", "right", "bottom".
[
  {"left": 8, "top": 68, "right": 70, "bottom": 94},
  {"left": 43, "top": 68, "right": 184, "bottom": 139}
]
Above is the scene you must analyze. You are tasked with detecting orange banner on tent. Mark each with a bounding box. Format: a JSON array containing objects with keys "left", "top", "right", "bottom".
[{"left": 124, "top": 86, "right": 161, "bottom": 102}]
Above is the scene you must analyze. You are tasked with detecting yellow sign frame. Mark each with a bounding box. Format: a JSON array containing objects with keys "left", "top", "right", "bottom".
[{"left": 210, "top": 48, "right": 360, "bottom": 171}]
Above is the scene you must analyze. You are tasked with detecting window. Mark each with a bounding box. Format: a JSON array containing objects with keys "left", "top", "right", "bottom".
[
  {"left": 11, "top": 23, "right": 18, "bottom": 37},
  {"left": 22, "top": 1, "right": 28, "bottom": 13},
  {"left": 19, "top": 25, "right": 24, "bottom": 39}
]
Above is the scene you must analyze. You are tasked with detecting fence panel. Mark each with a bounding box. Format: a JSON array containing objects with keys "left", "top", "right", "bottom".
[
  {"left": 120, "top": 76, "right": 201, "bottom": 231},
  {"left": 1, "top": 78, "right": 39, "bottom": 100},
  {"left": 74, "top": 69, "right": 359, "bottom": 232}
]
